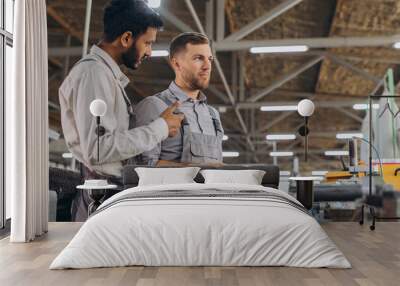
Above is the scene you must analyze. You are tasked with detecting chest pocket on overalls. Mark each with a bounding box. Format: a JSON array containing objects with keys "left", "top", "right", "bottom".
[
  {"left": 188, "top": 133, "right": 222, "bottom": 162},
  {"left": 183, "top": 106, "right": 223, "bottom": 164}
]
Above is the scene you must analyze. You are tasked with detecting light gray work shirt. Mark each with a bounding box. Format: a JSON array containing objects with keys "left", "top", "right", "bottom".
[
  {"left": 59, "top": 45, "right": 168, "bottom": 177},
  {"left": 134, "top": 82, "right": 223, "bottom": 166}
]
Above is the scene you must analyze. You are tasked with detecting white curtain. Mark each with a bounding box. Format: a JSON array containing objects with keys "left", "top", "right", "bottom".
[{"left": 7, "top": 0, "right": 49, "bottom": 242}]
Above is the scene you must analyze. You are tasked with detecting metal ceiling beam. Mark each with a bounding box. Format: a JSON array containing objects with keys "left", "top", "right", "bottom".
[
  {"left": 205, "top": 85, "right": 230, "bottom": 104},
  {"left": 326, "top": 53, "right": 381, "bottom": 84},
  {"left": 212, "top": 56, "right": 238, "bottom": 106},
  {"left": 49, "top": 46, "right": 82, "bottom": 57},
  {"left": 48, "top": 101, "right": 60, "bottom": 110},
  {"left": 269, "top": 90, "right": 343, "bottom": 98},
  {"left": 257, "top": 111, "right": 296, "bottom": 133},
  {"left": 247, "top": 55, "right": 324, "bottom": 102},
  {"left": 184, "top": 0, "right": 206, "bottom": 34},
  {"left": 224, "top": 0, "right": 303, "bottom": 42},
  {"left": 249, "top": 48, "right": 400, "bottom": 64},
  {"left": 47, "top": 6, "right": 83, "bottom": 41},
  {"left": 82, "top": 0, "right": 93, "bottom": 56},
  {"left": 63, "top": 35, "right": 72, "bottom": 77},
  {"left": 334, "top": 107, "right": 364, "bottom": 124},
  {"left": 205, "top": 0, "right": 215, "bottom": 39},
  {"left": 232, "top": 53, "right": 238, "bottom": 100},
  {"left": 49, "top": 44, "right": 400, "bottom": 65},
  {"left": 162, "top": 9, "right": 195, "bottom": 32},
  {"left": 216, "top": 0, "right": 225, "bottom": 41},
  {"left": 239, "top": 52, "right": 246, "bottom": 102},
  {"left": 49, "top": 43, "right": 170, "bottom": 57},
  {"left": 215, "top": 35, "right": 400, "bottom": 51}
]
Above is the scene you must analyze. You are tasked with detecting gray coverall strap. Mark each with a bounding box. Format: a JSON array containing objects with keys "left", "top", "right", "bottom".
[
  {"left": 155, "top": 92, "right": 175, "bottom": 106},
  {"left": 206, "top": 106, "right": 223, "bottom": 138}
]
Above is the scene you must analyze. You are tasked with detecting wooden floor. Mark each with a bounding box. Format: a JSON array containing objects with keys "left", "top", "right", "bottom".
[{"left": 0, "top": 222, "right": 399, "bottom": 286}]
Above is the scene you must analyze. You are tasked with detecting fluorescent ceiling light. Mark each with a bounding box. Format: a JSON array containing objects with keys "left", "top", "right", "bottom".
[
  {"left": 62, "top": 152, "right": 73, "bottom": 159},
  {"left": 393, "top": 42, "right": 400, "bottom": 49},
  {"left": 223, "top": 151, "right": 239, "bottom": 157},
  {"left": 250, "top": 45, "right": 309, "bottom": 54},
  {"left": 151, "top": 50, "right": 169, "bottom": 57},
  {"left": 336, "top": 133, "right": 364, "bottom": 140},
  {"left": 147, "top": 0, "right": 161, "bottom": 8},
  {"left": 218, "top": 106, "right": 227, "bottom": 113},
  {"left": 270, "top": 151, "right": 294, "bottom": 157},
  {"left": 325, "top": 150, "right": 349, "bottom": 156},
  {"left": 352, "top": 103, "right": 380, "bottom": 110},
  {"left": 312, "top": 170, "right": 328, "bottom": 176},
  {"left": 223, "top": 135, "right": 229, "bottom": 141},
  {"left": 260, "top": 105, "right": 298, "bottom": 112},
  {"left": 266, "top": 134, "right": 296, "bottom": 141}
]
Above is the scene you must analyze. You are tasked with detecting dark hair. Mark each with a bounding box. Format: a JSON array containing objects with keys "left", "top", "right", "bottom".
[
  {"left": 169, "top": 32, "right": 210, "bottom": 58},
  {"left": 103, "top": 0, "right": 163, "bottom": 42}
]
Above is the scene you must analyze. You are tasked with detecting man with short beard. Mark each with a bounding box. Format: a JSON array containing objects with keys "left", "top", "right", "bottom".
[
  {"left": 134, "top": 32, "right": 224, "bottom": 166},
  {"left": 59, "top": 0, "right": 184, "bottom": 221}
]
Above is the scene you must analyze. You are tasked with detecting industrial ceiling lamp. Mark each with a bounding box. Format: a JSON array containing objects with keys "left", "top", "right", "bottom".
[
  {"left": 297, "top": 99, "right": 315, "bottom": 162},
  {"left": 89, "top": 99, "right": 107, "bottom": 163}
]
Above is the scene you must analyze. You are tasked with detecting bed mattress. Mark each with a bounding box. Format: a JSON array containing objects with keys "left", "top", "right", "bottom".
[{"left": 50, "top": 183, "right": 351, "bottom": 269}]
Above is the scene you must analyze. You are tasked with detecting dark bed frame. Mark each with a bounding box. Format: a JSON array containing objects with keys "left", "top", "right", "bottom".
[{"left": 122, "top": 164, "right": 280, "bottom": 190}]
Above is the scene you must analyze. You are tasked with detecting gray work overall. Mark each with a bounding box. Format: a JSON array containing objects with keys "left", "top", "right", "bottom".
[
  {"left": 156, "top": 93, "right": 223, "bottom": 164},
  {"left": 70, "top": 57, "right": 134, "bottom": 222}
]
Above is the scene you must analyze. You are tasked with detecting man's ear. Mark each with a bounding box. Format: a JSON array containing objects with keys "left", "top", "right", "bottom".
[
  {"left": 170, "top": 57, "right": 180, "bottom": 71},
  {"left": 120, "top": 31, "right": 134, "bottom": 49}
]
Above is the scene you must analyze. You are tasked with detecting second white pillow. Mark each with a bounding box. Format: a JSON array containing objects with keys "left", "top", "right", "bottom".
[
  {"left": 200, "top": 169, "right": 266, "bottom": 185},
  {"left": 135, "top": 167, "right": 201, "bottom": 186}
]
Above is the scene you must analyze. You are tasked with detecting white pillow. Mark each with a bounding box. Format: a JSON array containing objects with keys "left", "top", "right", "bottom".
[
  {"left": 135, "top": 167, "right": 201, "bottom": 186},
  {"left": 200, "top": 169, "right": 266, "bottom": 185}
]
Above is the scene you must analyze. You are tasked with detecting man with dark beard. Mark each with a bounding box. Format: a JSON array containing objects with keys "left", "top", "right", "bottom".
[
  {"left": 134, "top": 32, "right": 224, "bottom": 166},
  {"left": 59, "top": 0, "right": 184, "bottom": 221}
]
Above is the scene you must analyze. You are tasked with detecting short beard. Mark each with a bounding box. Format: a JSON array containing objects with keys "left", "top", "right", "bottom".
[
  {"left": 122, "top": 42, "right": 141, "bottom": 70},
  {"left": 183, "top": 72, "right": 210, "bottom": 91}
]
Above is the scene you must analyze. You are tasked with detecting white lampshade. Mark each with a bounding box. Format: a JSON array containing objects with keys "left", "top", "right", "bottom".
[
  {"left": 297, "top": 99, "right": 315, "bottom": 117},
  {"left": 90, "top": 99, "right": 107, "bottom": 117},
  {"left": 147, "top": 0, "right": 161, "bottom": 8}
]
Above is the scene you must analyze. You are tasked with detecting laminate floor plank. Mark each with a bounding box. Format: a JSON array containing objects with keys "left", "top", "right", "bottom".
[{"left": 0, "top": 222, "right": 399, "bottom": 286}]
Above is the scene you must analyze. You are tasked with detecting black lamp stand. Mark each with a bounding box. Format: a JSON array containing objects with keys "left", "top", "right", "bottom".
[
  {"left": 95, "top": 116, "right": 105, "bottom": 163},
  {"left": 359, "top": 94, "right": 400, "bottom": 230},
  {"left": 298, "top": 117, "right": 310, "bottom": 162}
]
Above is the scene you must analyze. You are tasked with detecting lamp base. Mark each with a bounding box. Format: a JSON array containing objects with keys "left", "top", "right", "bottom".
[{"left": 359, "top": 201, "right": 400, "bottom": 231}]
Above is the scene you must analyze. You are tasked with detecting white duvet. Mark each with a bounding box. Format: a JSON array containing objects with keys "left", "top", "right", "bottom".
[{"left": 50, "top": 183, "right": 351, "bottom": 269}]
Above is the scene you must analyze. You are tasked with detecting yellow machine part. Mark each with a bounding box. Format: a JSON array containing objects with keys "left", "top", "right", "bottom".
[
  {"left": 325, "top": 171, "right": 353, "bottom": 183},
  {"left": 379, "top": 164, "right": 400, "bottom": 191},
  {"left": 324, "top": 164, "right": 400, "bottom": 191}
]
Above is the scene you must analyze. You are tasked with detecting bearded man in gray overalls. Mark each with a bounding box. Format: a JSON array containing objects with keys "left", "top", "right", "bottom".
[
  {"left": 59, "top": 0, "right": 184, "bottom": 221},
  {"left": 134, "top": 32, "right": 224, "bottom": 166}
]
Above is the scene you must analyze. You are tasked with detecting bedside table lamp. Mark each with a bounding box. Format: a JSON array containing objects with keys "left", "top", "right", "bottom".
[
  {"left": 89, "top": 99, "right": 107, "bottom": 163},
  {"left": 297, "top": 99, "right": 315, "bottom": 162}
]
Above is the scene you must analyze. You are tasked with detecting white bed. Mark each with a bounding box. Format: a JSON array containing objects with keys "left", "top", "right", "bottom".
[{"left": 50, "top": 183, "right": 351, "bottom": 269}]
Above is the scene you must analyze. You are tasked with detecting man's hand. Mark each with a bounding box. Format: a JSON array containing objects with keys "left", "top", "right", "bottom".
[{"left": 160, "top": 101, "right": 184, "bottom": 137}]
